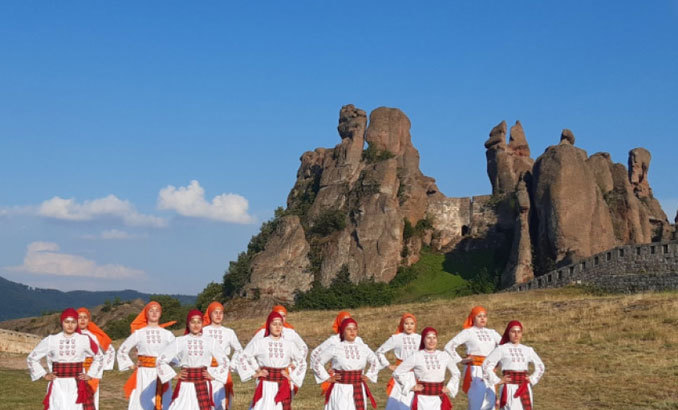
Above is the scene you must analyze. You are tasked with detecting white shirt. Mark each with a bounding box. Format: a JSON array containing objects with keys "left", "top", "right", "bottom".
[
  {"left": 251, "top": 326, "right": 308, "bottom": 360},
  {"left": 156, "top": 333, "right": 230, "bottom": 384},
  {"left": 81, "top": 328, "right": 115, "bottom": 371},
  {"left": 310, "top": 334, "right": 366, "bottom": 383},
  {"left": 445, "top": 327, "right": 502, "bottom": 360},
  {"left": 117, "top": 327, "right": 176, "bottom": 371},
  {"left": 313, "top": 340, "right": 380, "bottom": 384},
  {"left": 203, "top": 324, "right": 243, "bottom": 371},
  {"left": 482, "top": 343, "right": 545, "bottom": 386},
  {"left": 27, "top": 332, "right": 104, "bottom": 381},
  {"left": 239, "top": 335, "right": 307, "bottom": 388},
  {"left": 376, "top": 332, "right": 421, "bottom": 368},
  {"left": 393, "top": 350, "right": 460, "bottom": 397}
]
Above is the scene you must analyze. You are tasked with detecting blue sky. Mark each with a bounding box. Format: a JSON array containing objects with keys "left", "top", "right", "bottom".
[{"left": 1, "top": 1, "right": 676, "bottom": 294}]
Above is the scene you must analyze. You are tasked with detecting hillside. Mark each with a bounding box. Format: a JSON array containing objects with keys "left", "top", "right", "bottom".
[
  {"left": 1, "top": 287, "right": 676, "bottom": 409},
  {"left": 0, "top": 275, "right": 196, "bottom": 321}
]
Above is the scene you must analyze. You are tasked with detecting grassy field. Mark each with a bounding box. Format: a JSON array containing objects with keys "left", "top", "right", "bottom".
[{"left": 1, "top": 287, "right": 677, "bottom": 409}]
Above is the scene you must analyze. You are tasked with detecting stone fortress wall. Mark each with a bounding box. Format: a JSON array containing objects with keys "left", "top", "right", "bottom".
[
  {"left": 508, "top": 240, "right": 678, "bottom": 293},
  {"left": 0, "top": 328, "right": 40, "bottom": 354}
]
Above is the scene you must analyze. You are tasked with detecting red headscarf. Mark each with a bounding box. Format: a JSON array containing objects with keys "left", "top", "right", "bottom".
[
  {"left": 419, "top": 327, "right": 438, "bottom": 350},
  {"left": 184, "top": 309, "right": 204, "bottom": 335},
  {"left": 202, "top": 301, "right": 224, "bottom": 326},
  {"left": 77, "top": 307, "right": 112, "bottom": 351},
  {"left": 395, "top": 313, "right": 417, "bottom": 334},
  {"left": 332, "top": 311, "right": 352, "bottom": 334},
  {"left": 462, "top": 306, "right": 487, "bottom": 329},
  {"left": 500, "top": 320, "right": 523, "bottom": 345},
  {"left": 61, "top": 308, "right": 98, "bottom": 354},
  {"left": 255, "top": 305, "right": 294, "bottom": 334},
  {"left": 264, "top": 312, "right": 284, "bottom": 337},
  {"left": 339, "top": 317, "right": 358, "bottom": 341},
  {"left": 129, "top": 301, "right": 177, "bottom": 334}
]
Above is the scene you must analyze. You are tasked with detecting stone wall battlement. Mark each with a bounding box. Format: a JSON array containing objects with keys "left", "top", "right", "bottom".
[{"left": 507, "top": 240, "right": 678, "bottom": 293}]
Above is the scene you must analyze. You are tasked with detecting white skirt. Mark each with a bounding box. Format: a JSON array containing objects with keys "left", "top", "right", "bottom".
[
  {"left": 385, "top": 371, "right": 415, "bottom": 409},
  {"left": 210, "top": 378, "right": 233, "bottom": 410},
  {"left": 127, "top": 367, "right": 173, "bottom": 410},
  {"left": 167, "top": 381, "right": 206, "bottom": 410},
  {"left": 250, "top": 379, "right": 292, "bottom": 410},
  {"left": 324, "top": 383, "right": 373, "bottom": 410},
  {"left": 465, "top": 365, "right": 496, "bottom": 410},
  {"left": 498, "top": 383, "right": 534, "bottom": 410},
  {"left": 44, "top": 378, "right": 84, "bottom": 410}
]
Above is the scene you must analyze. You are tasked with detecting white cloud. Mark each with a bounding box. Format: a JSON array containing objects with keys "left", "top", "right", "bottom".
[
  {"left": 38, "top": 195, "right": 167, "bottom": 227},
  {"left": 6, "top": 241, "right": 145, "bottom": 279},
  {"left": 157, "top": 180, "right": 254, "bottom": 224},
  {"left": 81, "top": 229, "right": 144, "bottom": 240}
]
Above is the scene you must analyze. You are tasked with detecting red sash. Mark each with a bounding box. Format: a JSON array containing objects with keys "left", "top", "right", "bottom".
[
  {"left": 325, "top": 369, "right": 377, "bottom": 409},
  {"left": 171, "top": 367, "right": 214, "bottom": 410},
  {"left": 412, "top": 381, "right": 452, "bottom": 410},
  {"left": 251, "top": 367, "right": 292, "bottom": 410},
  {"left": 500, "top": 371, "right": 531, "bottom": 410},
  {"left": 43, "top": 362, "right": 95, "bottom": 410}
]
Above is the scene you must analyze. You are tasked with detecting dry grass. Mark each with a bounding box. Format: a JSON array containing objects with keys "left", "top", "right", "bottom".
[{"left": 1, "top": 287, "right": 677, "bottom": 409}]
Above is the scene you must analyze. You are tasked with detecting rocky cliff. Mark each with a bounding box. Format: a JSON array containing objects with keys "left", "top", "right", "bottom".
[{"left": 231, "top": 105, "right": 673, "bottom": 304}]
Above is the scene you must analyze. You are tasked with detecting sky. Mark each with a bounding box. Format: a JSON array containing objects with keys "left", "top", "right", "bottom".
[{"left": 1, "top": 1, "right": 676, "bottom": 295}]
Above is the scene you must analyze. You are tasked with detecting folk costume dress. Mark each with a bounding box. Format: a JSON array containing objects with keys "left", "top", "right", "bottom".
[
  {"left": 309, "top": 312, "right": 365, "bottom": 395},
  {"left": 393, "top": 328, "right": 460, "bottom": 410},
  {"left": 376, "top": 313, "right": 421, "bottom": 410},
  {"left": 313, "top": 318, "right": 380, "bottom": 410},
  {"left": 77, "top": 307, "right": 115, "bottom": 410},
  {"left": 117, "top": 302, "right": 177, "bottom": 410},
  {"left": 482, "top": 321, "right": 545, "bottom": 410},
  {"left": 239, "top": 312, "right": 307, "bottom": 410},
  {"left": 28, "top": 308, "right": 104, "bottom": 410},
  {"left": 203, "top": 302, "right": 244, "bottom": 410},
  {"left": 444, "top": 307, "right": 501, "bottom": 410},
  {"left": 251, "top": 306, "right": 308, "bottom": 361},
  {"left": 156, "top": 310, "right": 232, "bottom": 410}
]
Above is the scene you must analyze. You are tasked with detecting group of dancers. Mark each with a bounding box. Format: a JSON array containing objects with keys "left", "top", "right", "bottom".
[{"left": 27, "top": 302, "right": 545, "bottom": 410}]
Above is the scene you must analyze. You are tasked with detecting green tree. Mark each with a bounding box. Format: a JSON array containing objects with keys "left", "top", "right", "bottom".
[{"left": 196, "top": 282, "right": 224, "bottom": 311}]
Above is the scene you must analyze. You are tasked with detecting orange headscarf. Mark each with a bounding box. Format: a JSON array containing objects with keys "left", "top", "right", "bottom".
[
  {"left": 129, "top": 301, "right": 177, "bottom": 334},
  {"left": 332, "top": 311, "right": 352, "bottom": 334},
  {"left": 77, "top": 307, "right": 112, "bottom": 351},
  {"left": 395, "top": 313, "right": 417, "bottom": 334},
  {"left": 255, "top": 305, "right": 294, "bottom": 334},
  {"left": 462, "top": 306, "right": 487, "bottom": 329},
  {"left": 202, "top": 301, "right": 224, "bottom": 326}
]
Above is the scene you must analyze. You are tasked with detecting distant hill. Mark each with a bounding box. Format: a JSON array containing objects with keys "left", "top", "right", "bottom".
[{"left": 0, "top": 275, "right": 196, "bottom": 321}]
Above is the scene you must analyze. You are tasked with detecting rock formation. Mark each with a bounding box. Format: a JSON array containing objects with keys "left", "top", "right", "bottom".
[
  {"left": 484, "top": 121, "right": 534, "bottom": 195},
  {"left": 232, "top": 104, "right": 674, "bottom": 303}
]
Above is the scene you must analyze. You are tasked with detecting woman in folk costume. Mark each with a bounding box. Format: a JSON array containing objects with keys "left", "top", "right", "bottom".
[
  {"left": 313, "top": 318, "right": 380, "bottom": 410},
  {"left": 376, "top": 313, "right": 421, "bottom": 410},
  {"left": 202, "top": 301, "right": 244, "bottom": 410},
  {"left": 77, "top": 307, "right": 115, "bottom": 410},
  {"left": 309, "top": 311, "right": 366, "bottom": 396},
  {"left": 239, "top": 311, "right": 307, "bottom": 410},
  {"left": 393, "top": 327, "right": 460, "bottom": 410},
  {"left": 27, "top": 308, "right": 104, "bottom": 410},
  {"left": 156, "top": 309, "right": 232, "bottom": 410},
  {"left": 117, "top": 301, "right": 177, "bottom": 410},
  {"left": 444, "top": 306, "right": 501, "bottom": 410},
  {"left": 251, "top": 305, "right": 308, "bottom": 360},
  {"left": 482, "top": 321, "right": 545, "bottom": 410}
]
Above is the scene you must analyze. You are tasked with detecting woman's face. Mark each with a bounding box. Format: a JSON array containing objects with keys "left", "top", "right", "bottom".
[
  {"left": 189, "top": 316, "right": 203, "bottom": 335},
  {"left": 147, "top": 305, "right": 161, "bottom": 323},
  {"left": 343, "top": 323, "right": 358, "bottom": 342},
  {"left": 403, "top": 318, "right": 416, "bottom": 335},
  {"left": 473, "top": 311, "right": 487, "bottom": 328},
  {"left": 269, "top": 318, "right": 283, "bottom": 337},
  {"left": 62, "top": 318, "right": 78, "bottom": 335},
  {"left": 509, "top": 326, "right": 523, "bottom": 344},
  {"left": 424, "top": 332, "right": 438, "bottom": 350},
  {"left": 77, "top": 312, "right": 89, "bottom": 330},
  {"left": 210, "top": 308, "right": 224, "bottom": 325}
]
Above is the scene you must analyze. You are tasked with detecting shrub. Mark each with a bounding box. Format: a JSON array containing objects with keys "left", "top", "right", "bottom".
[
  {"left": 195, "top": 282, "right": 224, "bottom": 311},
  {"left": 104, "top": 313, "right": 136, "bottom": 340},
  {"left": 362, "top": 142, "right": 395, "bottom": 164},
  {"left": 309, "top": 209, "right": 347, "bottom": 237}
]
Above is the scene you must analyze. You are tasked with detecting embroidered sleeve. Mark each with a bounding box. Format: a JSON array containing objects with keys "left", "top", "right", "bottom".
[
  {"left": 103, "top": 345, "right": 116, "bottom": 371},
  {"left": 207, "top": 339, "right": 230, "bottom": 384},
  {"left": 528, "top": 347, "right": 545, "bottom": 385},
  {"left": 444, "top": 330, "right": 468, "bottom": 362},
  {"left": 444, "top": 352, "right": 461, "bottom": 398},
  {"left": 363, "top": 345, "right": 379, "bottom": 384},
  {"left": 375, "top": 335, "right": 397, "bottom": 369},
  {"left": 482, "top": 346, "right": 502, "bottom": 387},
  {"left": 236, "top": 338, "right": 258, "bottom": 382},
  {"left": 312, "top": 345, "right": 334, "bottom": 383},
  {"left": 393, "top": 353, "right": 417, "bottom": 393},
  {"left": 156, "top": 338, "right": 179, "bottom": 384},
  {"left": 85, "top": 336, "right": 105, "bottom": 379},
  {"left": 116, "top": 331, "right": 138, "bottom": 371},
  {"left": 291, "top": 330, "right": 308, "bottom": 360},
  {"left": 27, "top": 336, "right": 50, "bottom": 381},
  {"left": 228, "top": 329, "right": 244, "bottom": 371},
  {"left": 288, "top": 341, "right": 307, "bottom": 388}
]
